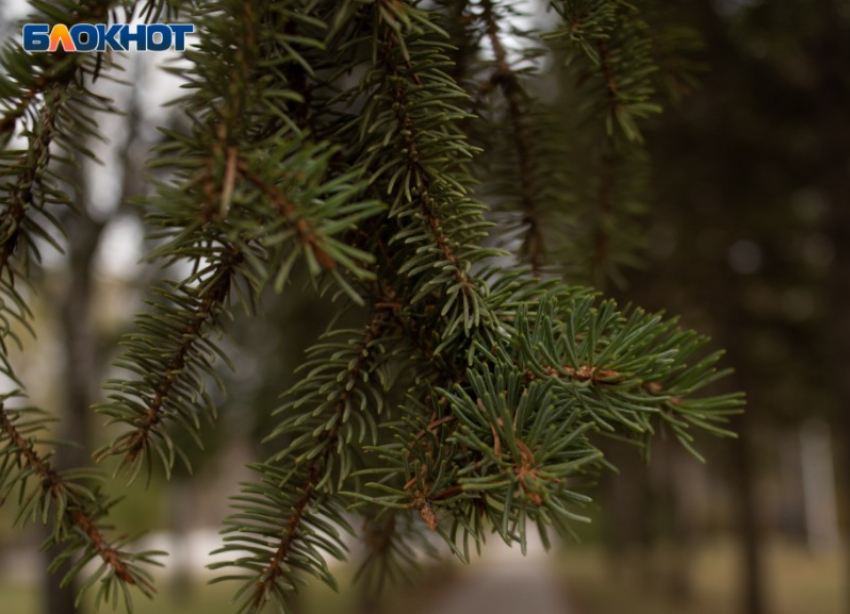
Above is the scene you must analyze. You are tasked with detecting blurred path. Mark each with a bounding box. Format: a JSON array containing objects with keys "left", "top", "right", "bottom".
[{"left": 419, "top": 537, "right": 573, "bottom": 614}]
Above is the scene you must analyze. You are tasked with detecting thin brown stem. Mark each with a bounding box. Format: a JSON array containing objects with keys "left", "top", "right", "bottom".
[
  {"left": 0, "top": 404, "right": 145, "bottom": 588},
  {"left": 253, "top": 307, "right": 389, "bottom": 603},
  {"left": 377, "top": 25, "right": 474, "bottom": 295},
  {"left": 583, "top": 40, "right": 624, "bottom": 290},
  {"left": 479, "top": 0, "right": 545, "bottom": 275},
  {"left": 108, "top": 248, "right": 242, "bottom": 463},
  {"left": 596, "top": 40, "right": 621, "bottom": 114},
  {"left": 239, "top": 164, "right": 337, "bottom": 270},
  {"left": 0, "top": 84, "right": 62, "bottom": 275}
]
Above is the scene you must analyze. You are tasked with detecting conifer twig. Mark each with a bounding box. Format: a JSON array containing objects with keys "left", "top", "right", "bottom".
[
  {"left": 479, "top": 0, "right": 545, "bottom": 274},
  {"left": 0, "top": 404, "right": 149, "bottom": 590},
  {"left": 0, "top": 84, "right": 62, "bottom": 274},
  {"left": 378, "top": 25, "right": 476, "bottom": 295},
  {"left": 103, "top": 250, "right": 240, "bottom": 465},
  {"left": 247, "top": 306, "right": 390, "bottom": 608},
  {"left": 239, "top": 163, "right": 337, "bottom": 270},
  {"left": 0, "top": 0, "right": 112, "bottom": 137}
]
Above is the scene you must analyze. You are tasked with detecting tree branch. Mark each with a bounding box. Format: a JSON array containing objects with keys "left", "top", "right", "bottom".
[
  {"left": 251, "top": 306, "right": 390, "bottom": 607},
  {"left": 377, "top": 24, "right": 476, "bottom": 295},
  {"left": 0, "top": 83, "right": 62, "bottom": 275},
  {"left": 479, "top": 0, "right": 545, "bottom": 274},
  {"left": 102, "top": 248, "right": 241, "bottom": 465},
  {"left": 0, "top": 404, "right": 148, "bottom": 589}
]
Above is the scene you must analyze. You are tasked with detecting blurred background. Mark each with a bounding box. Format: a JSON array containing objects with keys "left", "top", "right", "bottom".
[{"left": 1, "top": 0, "right": 849, "bottom": 613}]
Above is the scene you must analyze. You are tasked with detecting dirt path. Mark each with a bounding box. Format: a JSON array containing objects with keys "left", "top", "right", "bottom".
[{"left": 418, "top": 537, "right": 573, "bottom": 614}]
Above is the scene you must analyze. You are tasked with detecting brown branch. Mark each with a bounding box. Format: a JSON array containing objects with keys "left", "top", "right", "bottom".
[
  {"left": 239, "top": 163, "right": 337, "bottom": 270},
  {"left": 106, "top": 248, "right": 242, "bottom": 464},
  {"left": 0, "top": 404, "right": 146, "bottom": 588},
  {"left": 479, "top": 0, "right": 545, "bottom": 275},
  {"left": 585, "top": 38, "right": 623, "bottom": 291},
  {"left": 253, "top": 307, "right": 389, "bottom": 603},
  {"left": 0, "top": 84, "right": 62, "bottom": 276},
  {"left": 377, "top": 24, "right": 474, "bottom": 295},
  {"left": 0, "top": 0, "right": 112, "bottom": 136},
  {"left": 369, "top": 275, "right": 468, "bottom": 383},
  {"left": 105, "top": 0, "right": 258, "bottom": 464},
  {"left": 523, "top": 364, "right": 624, "bottom": 385},
  {"left": 413, "top": 415, "right": 455, "bottom": 441},
  {"left": 255, "top": 462, "right": 319, "bottom": 609},
  {"left": 0, "top": 85, "right": 41, "bottom": 141},
  {"left": 596, "top": 40, "right": 620, "bottom": 112}
]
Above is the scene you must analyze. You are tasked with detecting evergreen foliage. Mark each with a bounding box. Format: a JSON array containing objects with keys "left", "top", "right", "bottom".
[{"left": 0, "top": 1, "right": 742, "bottom": 612}]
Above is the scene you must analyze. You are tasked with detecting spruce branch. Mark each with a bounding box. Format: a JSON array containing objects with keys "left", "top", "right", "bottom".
[
  {"left": 0, "top": 81, "right": 62, "bottom": 313},
  {"left": 237, "top": 163, "right": 338, "bottom": 272},
  {"left": 0, "top": 0, "right": 188, "bottom": 378},
  {"left": 0, "top": 12, "right": 129, "bottom": 387},
  {"left": 99, "top": 0, "right": 383, "bottom": 477},
  {"left": 443, "top": 2, "right": 581, "bottom": 281},
  {"left": 0, "top": 0, "right": 180, "bottom": 139},
  {"left": 478, "top": 0, "right": 545, "bottom": 274},
  {"left": 546, "top": 0, "right": 661, "bottom": 143},
  {"left": 327, "top": 2, "right": 505, "bottom": 338},
  {"left": 0, "top": 83, "right": 39, "bottom": 144},
  {"left": 0, "top": 405, "right": 130, "bottom": 579},
  {"left": 351, "top": 284, "right": 741, "bottom": 554},
  {"left": 0, "top": 400, "right": 162, "bottom": 609},
  {"left": 212, "top": 306, "right": 395, "bottom": 613},
  {"left": 0, "top": 2, "right": 742, "bottom": 610},
  {"left": 0, "top": 0, "right": 109, "bottom": 139},
  {"left": 435, "top": 0, "right": 481, "bottom": 86},
  {"left": 97, "top": 246, "right": 242, "bottom": 474},
  {"left": 377, "top": 26, "right": 476, "bottom": 295},
  {"left": 354, "top": 510, "right": 439, "bottom": 595}
]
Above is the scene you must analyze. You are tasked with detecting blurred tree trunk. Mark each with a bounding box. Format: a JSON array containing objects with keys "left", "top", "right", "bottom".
[
  {"left": 665, "top": 444, "right": 696, "bottom": 604},
  {"left": 730, "top": 417, "right": 766, "bottom": 614},
  {"left": 826, "top": 181, "right": 850, "bottom": 614},
  {"left": 41, "top": 80, "right": 146, "bottom": 613},
  {"left": 169, "top": 478, "right": 196, "bottom": 605},
  {"left": 816, "top": 18, "right": 850, "bottom": 608},
  {"left": 42, "top": 206, "right": 105, "bottom": 614},
  {"left": 603, "top": 444, "right": 654, "bottom": 586},
  {"left": 670, "top": 4, "right": 771, "bottom": 612}
]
